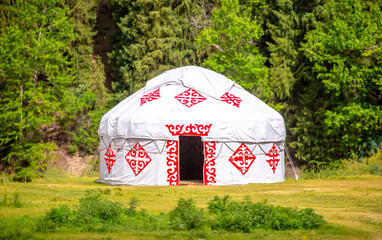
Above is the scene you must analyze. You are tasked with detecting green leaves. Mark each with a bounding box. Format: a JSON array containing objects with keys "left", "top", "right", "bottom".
[
  {"left": 0, "top": 0, "right": 79, "bottom": 179},
  {"left": 196, "top": 0, "right": 268, "bottom": 96},
  {"left": 110, "top": 0, "right": 204, "bottom": 98}
]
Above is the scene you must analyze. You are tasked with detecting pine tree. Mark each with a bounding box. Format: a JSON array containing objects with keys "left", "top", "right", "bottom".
[
  {"left": 60, "top": 0, "right": 109, "bottom": 154},
  {"left": 110, "top": 0, "right": 205, "bottom": 98}
]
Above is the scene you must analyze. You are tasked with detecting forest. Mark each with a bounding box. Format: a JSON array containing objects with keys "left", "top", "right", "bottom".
[{"left": 0, "top": 0, "right": 381, "bottom": 181}]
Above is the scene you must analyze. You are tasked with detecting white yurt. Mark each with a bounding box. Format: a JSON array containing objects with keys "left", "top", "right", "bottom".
[{"left": 97, "top": 66, "right": 286, "bottom": 186}]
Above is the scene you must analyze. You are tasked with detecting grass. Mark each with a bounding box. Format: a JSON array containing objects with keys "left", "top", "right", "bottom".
[{"left": 0, "top": 168, "right": 381, "bottom": 239}]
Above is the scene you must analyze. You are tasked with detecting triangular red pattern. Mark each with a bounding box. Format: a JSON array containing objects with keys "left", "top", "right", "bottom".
[
  {"left": 140, "top": 88, "right": 161, "bottom": 106},
  {"left": 229, "top": 143, "right": 256, "bottom": 175},
  {"left": 125, "top": 142, "right": 152, "bottom": 176},
  {"left": 175, "top": 88, "right": 206, "bottom": 107},
  {"left": 104, "top": 143, "right": 116, "bottom": 174},
  {"left": 266, "top": 144, "right": 280, "bottom": 173},
  {"left": 220, "top": 92, "right": 242, "bottom": 107}
]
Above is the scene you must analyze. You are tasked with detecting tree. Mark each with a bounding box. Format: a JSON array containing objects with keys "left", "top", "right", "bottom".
[
  {"left": 0, "top": 0, "right": 75, "bottom": 180},
  {"left": 110, "top": 0, "right": 205, "bottom": 99},
  {"left": 295, "top": 0, "right": 382, "bottom": 164},
  {"left": 196, "top": 0, "right": 269, "bottom": 98}
]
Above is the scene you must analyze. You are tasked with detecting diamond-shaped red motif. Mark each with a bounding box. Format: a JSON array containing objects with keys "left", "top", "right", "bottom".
[
  {"left": 104, "top": 143, "right": 116, "bottom": 174},
  {"left": 220, "top": 92, "right": 242, "bottom": 107},
  {"left": 140, "top": 88, "right": 161, "bottom": 106},
  {"left": 125, "top": 142, "right": 152, "bottom": 176},
  {"left": 266, "top": 144, "right": 280, "bottom": 174},
  {"left": 229, "top": 143, "right": 256, "bottom": 175},
  {"left": 175, "top": 88, "right": 206, "bottom": 108}
]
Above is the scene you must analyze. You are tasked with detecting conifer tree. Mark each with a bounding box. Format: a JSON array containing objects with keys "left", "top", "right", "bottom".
[
  {"left": 110, "top": 0, "right": 205, "bottom": 98},
  {"left": 59, "top": 0, "right": 109, "bottom": 154}
]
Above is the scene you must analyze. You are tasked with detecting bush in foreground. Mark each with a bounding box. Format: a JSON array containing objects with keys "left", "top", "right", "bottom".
[{"left": 9, "top": 191, "right": 325, "bottom": 236}]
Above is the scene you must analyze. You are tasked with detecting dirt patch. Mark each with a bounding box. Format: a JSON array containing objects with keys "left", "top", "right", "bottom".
[{"left": 54, "top": 148, "right": 94, "bottom": 177}]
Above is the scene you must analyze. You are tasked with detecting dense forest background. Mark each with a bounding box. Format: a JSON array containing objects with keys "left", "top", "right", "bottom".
[{"left": 0, "top": 0, "right": 381, "bottom": 181}]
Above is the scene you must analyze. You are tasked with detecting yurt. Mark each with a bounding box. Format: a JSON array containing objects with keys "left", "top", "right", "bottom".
[{"left": 97, "top": 66, "right": 286, "bottom": 186}]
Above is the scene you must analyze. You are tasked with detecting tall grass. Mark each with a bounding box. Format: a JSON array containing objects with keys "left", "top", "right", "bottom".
[{"left": 301, "top": 147, "right": 382, "bottom": 179}]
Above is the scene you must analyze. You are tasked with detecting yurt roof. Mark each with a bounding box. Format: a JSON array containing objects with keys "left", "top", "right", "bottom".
[{"left": 98, "top": 66, "right": 286, "bottom": 143}]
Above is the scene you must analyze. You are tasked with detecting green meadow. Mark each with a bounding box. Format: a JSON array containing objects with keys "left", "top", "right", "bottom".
[{"left": 0, "top": 170, "right": 381, "bottom": 240}]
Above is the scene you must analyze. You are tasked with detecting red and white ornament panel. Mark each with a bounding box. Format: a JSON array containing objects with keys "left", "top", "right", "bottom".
[
  {"left": 99, "top": 136, "right": 284, "bottom": 185},
  {"left": 200, "top": 141, "right": 284, "bottom": 185}
]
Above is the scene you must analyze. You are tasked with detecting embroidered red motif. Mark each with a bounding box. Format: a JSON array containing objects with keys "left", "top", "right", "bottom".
[
  {"left": 125, "top": 142, "right": 152, "bottom": 176},
  {"left": 165, "top": 124, "right": 212, "bottom": 136},
  {"left": 140, "top": 88, "right": 161, "bottom": 106},
  {"left": 229, "top": 143, "right": 256, "bottom": 175},
  {"left": 165, "top": 140, "right": 179, "bottom": 186},
  {"left": 266, "top": 144, "right": 280, "bottom": 173},
  {"left": 220, "top": 92, "right": 242, "bottom": 107},
  {"left": 104, "top": 143, "right": 116, "bottom": 174},
  {"left": 175, "top": 88, "right": 206, "bottom": 107},
  {"left": 204, "top": 142, "right": 216, "bottom": 185}
]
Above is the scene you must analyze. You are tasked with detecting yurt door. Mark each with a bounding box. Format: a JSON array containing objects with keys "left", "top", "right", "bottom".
[{"left": 179, "top": 136, "right": 204, "bottom": 181}]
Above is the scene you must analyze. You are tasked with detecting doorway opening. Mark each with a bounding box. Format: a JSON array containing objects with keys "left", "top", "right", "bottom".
[{"left": 179, "top": 136, "right": 204, "bottom": 181}]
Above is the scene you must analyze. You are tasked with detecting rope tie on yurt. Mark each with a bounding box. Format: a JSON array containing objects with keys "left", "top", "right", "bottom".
[
  {"left": 257, "top": 144, "right": 268, "bottom": 155},
  {"left": 153, "top": 140, "right": 166, "bottom": 154},
  {"left": 101, "top": 136, "right": 108, "bottom": 150},
  {"left": 89, "top": 146, "right": 100, "bottom": 177},
  {"left": 215, "top": 142, "right": 224, "bottom": 158},
  {"left": 250, "top": 143, "right": 258, "bottom": 154},
  {"left": 283, "top": 141, "right": 299, "bottom": 181},
  {"left": 118, "top": 138, "right": 129, "bottom": 152}
]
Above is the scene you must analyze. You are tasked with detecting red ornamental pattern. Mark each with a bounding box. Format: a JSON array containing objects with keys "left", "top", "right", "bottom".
[
  {"left": 125, "top": 142, "right": 152, "bottom": 176},
  {"left": 266, "top": 144, "right": 280, "bottom": 174},
  {"left": 165, "top": 140, "right": 179, "bottom": 186},
  {"left": 220, "top": 92, "right": 242, "bottom": 108},
  {"left": 104, "top": 143, "right": 116, "bottom": 174},
  {"left": 140, "top": 88, "right": 161, "bottom": 106},
  {"left": 165, "top": 123, "right": 212, "bottom": 136},
  {"left": 229, "top": 143, "right": 256, "bottom": 175},
  {"left": 204, "top": 142, "right": 216, "bottom": 185},
  {"left": 175, "top": 88, "right": 206, "bottom": 107}
]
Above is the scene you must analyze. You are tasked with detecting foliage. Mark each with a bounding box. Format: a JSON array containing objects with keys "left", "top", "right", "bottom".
[
  {"left": 169, "top": 198, "right": 205, "bottom": 230},
  {"left": 293, "top": 0, "right": 382, "bottom": 165},
  {"left": 0, "top": 191, "right": 23, "bottom": 208},
  {"left": 208, "top": 196, "right": 325, "bottom": 232},
  {"left": 301, "top": 146, "right": 382, "bottom": 179},
  {"left": 0, "top": 215, "right": 36, "bottom": 240},
  {"left": 62, "top": 0, "right": 109, "bottom": 155},
  {"left": 37, "top": 193, "right": 326, "bottom": 233},
  {"left": 0, "top": 0, "right": 108, "bottom": 180},
  {"left": 0, "top": 0, "right": 75, "bottom": 179},
  {"left": 110, "top": 0, "right": 205, "bottom": 98},
  {"left": 197, "top": 0, "right": 269, "bottom": 97}
]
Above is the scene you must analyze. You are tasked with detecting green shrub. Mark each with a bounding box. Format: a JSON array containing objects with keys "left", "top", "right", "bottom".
[
  {"left": 76, "top": 190, "right": 125, "bottom": 225},
  {"left": 169, "top": 198, "right": 205, "bottom": 230},
  {"left": 208, "top": 196, "right": 325, "bottom": 232},
  {"left": 46, "top": 204, "right": 76, "bottom": 226},
  {"left": 0, "top": 191, "right": 23, "bottom": 208}
]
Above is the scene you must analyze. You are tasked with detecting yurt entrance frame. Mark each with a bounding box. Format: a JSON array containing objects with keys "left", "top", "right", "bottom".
[{"left": 179, "top": 136, "right": 204, "bottom": 181}]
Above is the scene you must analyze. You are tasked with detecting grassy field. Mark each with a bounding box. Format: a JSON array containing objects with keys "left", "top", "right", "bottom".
[{"left": 0, "top": 170, "right": 381, "bottom": 239}]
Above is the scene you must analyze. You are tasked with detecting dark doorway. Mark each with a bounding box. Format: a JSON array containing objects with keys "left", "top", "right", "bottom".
[{"left": 179, "top": 136, "right": 204, "bottom": 181}]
